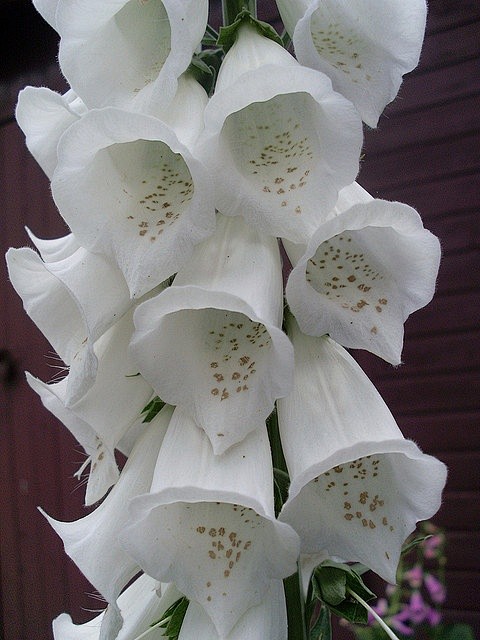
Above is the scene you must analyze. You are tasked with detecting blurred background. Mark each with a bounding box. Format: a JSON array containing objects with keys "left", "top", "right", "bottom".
[{"left": 1, "top": 0, "right": 479, "bottom": 638}]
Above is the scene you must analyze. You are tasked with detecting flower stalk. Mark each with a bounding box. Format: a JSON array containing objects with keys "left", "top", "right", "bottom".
[{"left": 222, "top": 0, "right": 257, "bottom": 26}]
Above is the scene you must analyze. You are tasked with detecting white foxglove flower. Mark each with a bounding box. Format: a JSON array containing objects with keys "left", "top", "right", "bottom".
[
  {"left": 276, "top": 0, "right": 427, "bottom": 127},
  {"left": 278, "top": 321, "right": 447, "bottom": 584},
  {"left": 43, "top": 406, "right": 173, "bottom": 640},
  {"left": 179, "top": 580, "right": 287, "bottom": 640},
  {"left": 53, "top": 574, "right": 182, "bottom": 640},
  {"left": 16, "top": 87, "right": 86, "bottom": 179},
  {"left": 52, "top": 105, "right": 215, "bottom": 298},
  {"left": 130, "top": 214, "right": 293, "bottom": 453},
  {"left": 26, "top": 309, "right": 153, "bottom": 504},
  {"left": 284, "top": 194, "right": 441, "bottom": 364},
  {"left": 119, "top": 406, "right": 299, "bottom": 638},
  {"left": 6, "top": 241, "right": 132, "bottom": 404},
  {"left": 55, "top": 0, "right": 208, "bottom": 114},
  {"left": 197, "top": 24, "right": 362, "bottom": 244}
]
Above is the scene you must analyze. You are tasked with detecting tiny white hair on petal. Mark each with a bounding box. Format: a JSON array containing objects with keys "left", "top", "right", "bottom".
[
  {"left": 43, "top": 406, "right": 173, "bottom": 638},
  {"left": 52, "top": 574, "right": 182, "bottom": 640}
]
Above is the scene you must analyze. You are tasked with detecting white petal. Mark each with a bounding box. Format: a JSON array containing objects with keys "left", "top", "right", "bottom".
[
  {"left": 25, "top": 229, "right": 80, "bottom": 263},
  {"left": 215, "top": 23, "right": 297, "bottom": 92},
  {"left": 52, "top": 108, "right": 216, "bottom": 298},
  {"left": 278, "top": 325, "right": 447, "bottom": 583},
  {"left": 56, "top": 0, "right": 208, "bottom": 114},
  {"left": 26, "top": 373, "right": 119, "bottom": 506},
  {"left": 292, "top": 0, "right": 427, "bottom": 126},
  {"left": 275, "top": 0, "right": 308, "bottom": 39},
  {"left": 285, "top": 199, "right": 441, "bottom": 364},
  {"left": 179, "top": 580, "right": 287, "bottom": 640},
  {"left": 43, "top": 406, "right": 172, "bottom": 631},
  {"left": 26, "top": 310, "right": 153, "bottom": 504},
  {"left": 158, "top": 73, "right": 209, "bottom": 151},
  {"left": 53, "top": 575, "right": 181, "bottom": 640},
  {"left": 15, "top": 87, "right": 85, "bottom": 179},
  {"left": 197, "top": 29, "right": 362, "bottom": 243},
  {"left": 32, "top": 0, "right": 58, "bottom": 30},
  {"left": 131, "top": 216, "right": 293, "bottom": 453},
  {"left": 6, "top": 244, "right": 132, "bottom": 403},
  {"left": 120, "top": 409, "right": 299, "bottom": 637}
]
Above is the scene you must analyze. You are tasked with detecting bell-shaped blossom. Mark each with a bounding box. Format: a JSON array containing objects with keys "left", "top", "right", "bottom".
[
  {"left": 53, "top": 574, "right": 182, "bottom": 640},
  {"left": 196, "top": 24, "right": 362, "bottom": 244},
  {"left": 26, "top": 309, "right": 153, "bottom": 504},
  {"left": 52, "top": 101, "right": 215, "bottom": 298},
  {"left": 6, "top": 237, "right": 133, "bottom": 404},
  {"left": 54, "top": 0, "right": 208, "bottom": 114},
  {"left": 130, "top": 213, "right": 293, "bottom": 453},
  {"left": 179, "top": 580, "right": 287, "bottom": 640},
  {"left": 276, "top": 0, "right": 427, "bottom": 127},
  {"left": 284, "top": 192, "right": 441, "bottom": 364},
  {"left": 119, "top": 406, "right": 300, "bottom": 638},
  {"left": 16, "top": 87, "right": 86, "bottom": 179},
  {"left": 278, "top": 321, "right": 447, "bottom": 584},
  {"left": 43, "top": 406, "right": 173, "bottom": 640}
]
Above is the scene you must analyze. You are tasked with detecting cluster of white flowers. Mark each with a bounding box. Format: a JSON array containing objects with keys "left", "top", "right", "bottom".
[{"left": 7, "top": 1, "right": 448, "bottom": 639}]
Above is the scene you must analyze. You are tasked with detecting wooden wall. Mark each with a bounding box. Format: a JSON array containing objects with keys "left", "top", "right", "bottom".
[{"left": 1, "top": 0, "right": 479, "bottom": 638}]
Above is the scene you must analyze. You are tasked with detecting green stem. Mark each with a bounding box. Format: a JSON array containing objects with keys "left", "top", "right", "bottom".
[
  {"left": 221, "top": 0, "right": 257, "bottom": 26},
  {"left": 347, "top": 589, "right": 401, "bottom": 640},
  {"left": 267, "top": 407, "right": 288, "bottom": 474},
  {"left": 285, "top": 568, "right": 308, "bottom": 640}
]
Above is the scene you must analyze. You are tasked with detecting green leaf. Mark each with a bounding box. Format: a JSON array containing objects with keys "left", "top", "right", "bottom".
[
  {"left": 141, "top": 396, "right": 165, "bottom": 423},
  {"left": 273, "top": 467, "right": 290, "bottom": 516},
  {"left": 150, "top": 597, "right": 189, "bottom": 640},
  {"left": 217, "top": 9, "right": 283, "bottom": 52},
  {"left": 312, "top": 561, "right": 376, "bottom": 624},
  {"left": 309, "top": 605, "right": 332, "bottom": 640}
]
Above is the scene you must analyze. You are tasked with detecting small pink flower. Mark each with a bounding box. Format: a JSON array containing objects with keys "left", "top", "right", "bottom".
[
  {"left": 391, "top": 611, "right": 414, "bottom": 636},
  {"left": 423, "top": 534, "right": 443, "bottom": 558},
  {"left": 426, "top": 607, "right": 442, "bottom": 626},
  {"left": 424, "top": 573, "right": 446, "bottom": 604},
  {"left": 409, "top": 591, "right": 428, "bottom": 624},
  {"left": 404, "top": 564, "right": 424, "bottom": 588}
]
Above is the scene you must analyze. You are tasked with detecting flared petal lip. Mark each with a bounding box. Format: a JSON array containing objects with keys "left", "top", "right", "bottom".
[
  {"left": 284, "top": 437, "right": 447, "bottom": 506},
  {"left": 133, "top": 284, "right": 290, "bottom": 347},
  {"left": 53, "top": 107, "right": 199, "bottom": 177},
  {"left": 128, "top": 486, "right": 277, "bottom": 523},
  {"left": 287, "top": 200, "right": 441, "bottom": 323},
  {"left": 198, "top": 62, "right": 361, "bottom": 154}
]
